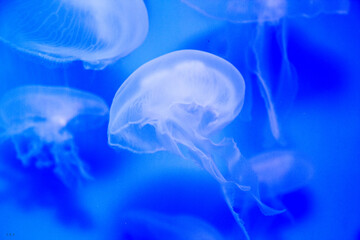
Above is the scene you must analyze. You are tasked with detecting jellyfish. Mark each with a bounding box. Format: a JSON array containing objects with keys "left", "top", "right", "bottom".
[
  {"left": 108, "top": 50, "right": 282, "bottom": 238},
  {"left": 0, "top": 85, "right": 109, "bottom": 186},
  {"left": 0, "top": 0, "right": 149, "bottom": 70},
  {"left": 181, "top": 0, "right": 349, "bottom": 140},
  {"left": 117, "top": 211, "right": 224, "bottom": 240},
  {"left": 235, "top": 150, "right": 314, "bottom": 214},
  {"left": 250, "top": 150, "right": 313, "bottom": 196}
]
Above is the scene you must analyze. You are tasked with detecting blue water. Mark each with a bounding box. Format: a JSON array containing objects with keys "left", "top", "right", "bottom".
[{"left": 0, "top": 1, "right": 359, "bottom": 240}]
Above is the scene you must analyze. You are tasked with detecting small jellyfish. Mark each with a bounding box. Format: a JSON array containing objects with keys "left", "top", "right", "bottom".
[
  {"left": 181, "top": 0, "right": 349, "bottom": 140},
  {"left": 250, "top": 150, "right": 313, "bottom": 196},
  {"left": 0, "top": 0, "right": 149, "bottom": 70},
  {"left": 108, "top": 50, "right": 280, "bottom": 238},
  {"left": 0, "top": 85, "right": 109, "bottom": 186},
  {"left": 117, "top": 211, "right": 224, "bottom": 240},
  {"left": 245, "top": 150, "right": 313, "bottom": 213}
]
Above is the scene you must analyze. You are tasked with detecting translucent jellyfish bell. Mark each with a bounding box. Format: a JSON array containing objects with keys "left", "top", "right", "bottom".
[
  {"left": 0, "top": 86, "right": 109, "bottom": 186},
  {"left": 0, "top": 0, "right": 149, "bottom": 70},
  {"left": 182, "top": 0, "right": 349, "bottom": 140},
  {"left": 108, "top": 50, "right": 280, "bottom": 238}
]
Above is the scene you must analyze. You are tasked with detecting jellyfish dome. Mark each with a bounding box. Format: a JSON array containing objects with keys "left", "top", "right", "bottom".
[
  {"left": 0, "top": 85, "right": 109, "bottom": 186},
  {"left": 182, "top": 0, "right": 350, "bottom": 23},
  {"left": 108, "top": 50, "right": 245, "bottom": 155},
  {"left": 0, "top": 0, "right": 149, "bottom": 70}
]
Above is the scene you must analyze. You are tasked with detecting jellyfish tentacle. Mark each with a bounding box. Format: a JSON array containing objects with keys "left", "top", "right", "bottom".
[
  {"left": 275, "top": 20, "right": 298, "bottom": 117},
  {"left": 10, "top": 127, "right": 44, "bottom": 166},
  {"left": 183, "top": 135, "right": 285, "bottom": 217},
  {"left": 52, "top": 138, "right": 92, "bottom": 187},
  {"left": 250, "top": 22, "right": 281, "bottom": 141}
]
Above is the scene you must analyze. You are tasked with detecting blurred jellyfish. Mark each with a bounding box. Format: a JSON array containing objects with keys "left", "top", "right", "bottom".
[
  {"left": 117, "top": 211, "right": 224, "bottom": 240},
  {"left": 182, "top": 0, "right": 349, "bottom": 140},
  {"left": 181, "top": 0, "right": 349, "bottom": 22},
  {"left": 0, "top": 0, "right": 149, "bottom": 70},
  {"left": 0, "top": 86, "right": 109, "bottom": 186},
  {"left": 250, "top": 150, "right": 313, "bottom": 196},
  {"left": 244, "top": 150, "right": 313, "bottom": 214},
  {"left": 108, "top": 50, "right": 282, "bottom": 238}
]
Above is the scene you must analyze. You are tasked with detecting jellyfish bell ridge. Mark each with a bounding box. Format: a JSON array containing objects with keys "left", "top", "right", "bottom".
[{"left": 108, "top": 50, "right": 245, "bottom": 153}]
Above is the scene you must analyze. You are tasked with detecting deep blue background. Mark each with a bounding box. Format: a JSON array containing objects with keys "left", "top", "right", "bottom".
[{"left": 0, "top": 0, "right": 359, "bottom": 239}]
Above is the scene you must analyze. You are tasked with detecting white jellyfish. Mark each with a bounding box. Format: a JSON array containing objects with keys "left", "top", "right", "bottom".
[
  {"left": 108, "top": 50, "right": 281, "bottom": 238},
  {"left": 118, "top": 211, "right": 224, "bottom": 240},
  {"left": 0, "top": 85, "right": 109, "bottom": 186},
  {"left": 0, "top": 0, "right": 149, "bottom": 70},
  {"left": 181, "top": 0, "right": 349, "bottom": 140}
]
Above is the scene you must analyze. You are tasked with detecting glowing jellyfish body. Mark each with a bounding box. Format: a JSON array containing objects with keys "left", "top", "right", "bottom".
[
  {"left": 182, "top": 0, "right": 349, "bottom": 140},
  {"left": 0, "top": 86, "right": 109, "bottom": 186},
  {"left": 108, "top": 50, "right": 278, "bottom": 237},
  {"left": 108, "top": 50, "right": 244, "bottom": 182},
  {"left": 118, "top": 211, "right": 224, "bottom": 240},
  {"left": 0, "top": 0, "right": 149, "bottom": 70}
]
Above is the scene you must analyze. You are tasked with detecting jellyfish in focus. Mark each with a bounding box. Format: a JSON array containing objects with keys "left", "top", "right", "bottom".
[
  {"left": 0, "top": 0, "right": 149, "bottom": 70},
  {"left": 182, "top": 0, "right": 349, "bottom": 140},
  {"left": 0, "top": 86, "right": 109, "bottom": 186},
  {"left": 108, "top": 50, "right": 281, "bottom": 238},
  {"left": 117, "top": 211, "right": 224, "bottom": 240}
]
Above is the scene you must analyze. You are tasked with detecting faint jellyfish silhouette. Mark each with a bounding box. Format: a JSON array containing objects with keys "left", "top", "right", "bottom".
[
  {"left": 181, "top": 0, "right": 349, "bottom": 140},
  {"left": 0, "top": 0, "right": 149, "bottom": 70},
  {"left": 0, "top": 85, "right": 109, "bottom": 186},
  {"left": 181, "top": 0, "right": 349, "bottom": 23},
  {"left": 239, "top": 150, "right": 314, "bottom": 215},
  {"left": 118, "top": 211, "right": 224, "bottom": 240},
  {"left": 108, "top": 50, "right": 282, "bottom": 239},
  {"left": 250, "top": 150, "right": 313, "bottom": 196}
]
